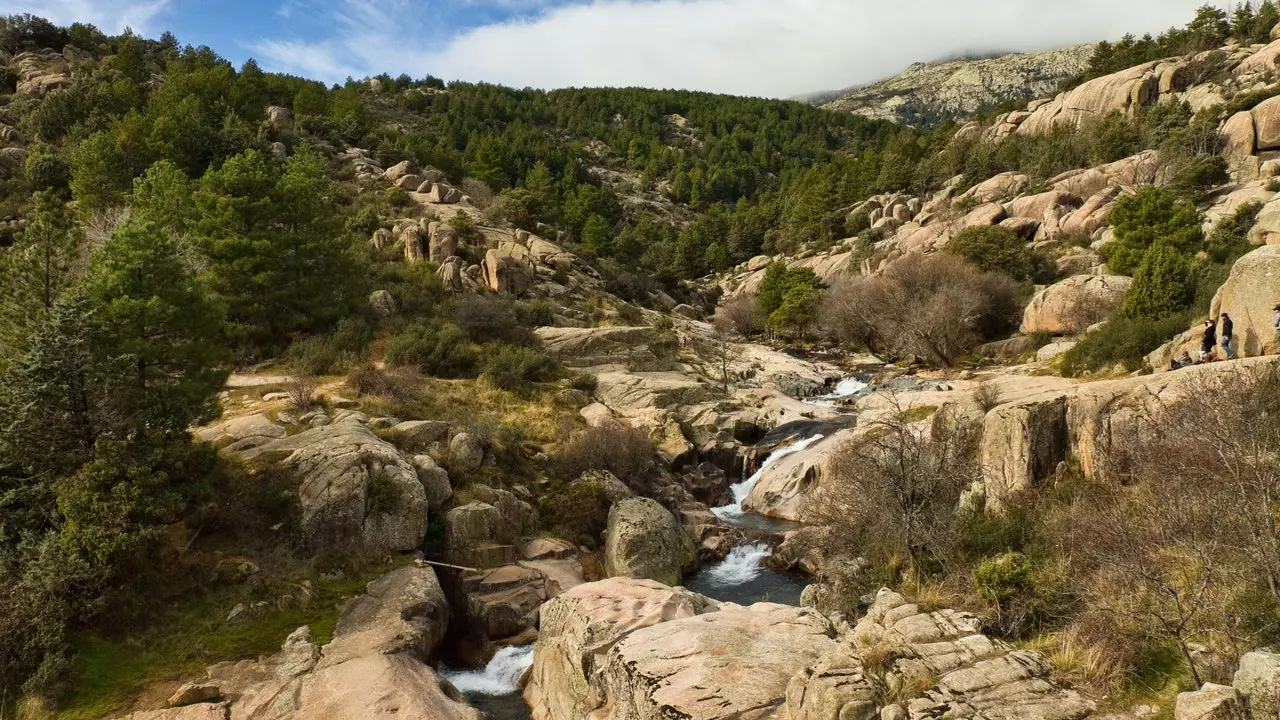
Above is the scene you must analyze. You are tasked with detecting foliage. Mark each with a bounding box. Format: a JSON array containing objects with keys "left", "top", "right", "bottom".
[
  {"left": 554, "top": 425, "right": 658, "bottom": 493},
  {"left": 385, "top": 321, "right": 480, "bottom": 379},
  {"left": 821, "top": 255, "right": 1022, "bottom": 367},
  {"left": 757, "top": 264, "right": 825, "bottom": 337},
  {"left": 537, "top": 480, "right": 610, "bottom": 548},
  {"left": 481, "top": 344, "right": 560, "bottom": 393},
  {"left": 1105, "top": 187, "right": 1203, "bottom": 276},
  {"left": 1120, "top": 243, "right": 1197, "bottom": 321},
  {"left": 285, "top": 317, "right": 373, "bottom": 376},
  {"left": 945, "top": 225, "right": 1048, "bottom": 283},
  {"left": 1060, "top": 314, "right": 1191, "bottom": 376}
]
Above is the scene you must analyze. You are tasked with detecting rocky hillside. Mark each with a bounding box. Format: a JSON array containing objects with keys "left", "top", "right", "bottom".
[{"left": 816, "top": 45, "right": 1094, "bottom": 126}]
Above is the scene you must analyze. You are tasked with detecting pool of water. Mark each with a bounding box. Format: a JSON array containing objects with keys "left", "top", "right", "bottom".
[
  {"left": 440, "top": 645, "right": 534, "bottom": 720},
  {"left": 684, "top": 543, "right": 808, "bottom": 607}
]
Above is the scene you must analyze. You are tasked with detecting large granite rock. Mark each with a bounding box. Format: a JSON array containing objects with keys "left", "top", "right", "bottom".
[
  {"left": 1175, "top": 683, "right": 1244, "bottom": 720},
  {"left": 1022, "top": 275, "right": 1132, "bottom": 336},
  {"left": 603, "top": 498, "right": 694, "bottom": 586},
  {"left": 1018, "top": 62, "right": 1160, "bottom": 135},
  {"left": 174, "top": 564, "right": 483, "bottom": 720},
  {"left": 980, "top": 397, "right": 1070, "bottom": 511},
  {"left": 1234, "top": 651, "right": 1280, "bottom": 719},
  {"left": 1209, "top": 245, "right": 1280, "bottom": 357},
  {"left": 239, "top": 421, "right": 427, "bottom": 553},
  {"left": 592, "top": 603, "right": 836, "bottom": 720},
  {"left": 525, "top": 579, "right": 719, "bottom": 720}
]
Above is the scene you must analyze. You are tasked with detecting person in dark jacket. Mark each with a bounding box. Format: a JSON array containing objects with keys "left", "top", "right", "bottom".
[
  {"left": 1202, "top": 319, "right": 1217, "bottom": 363},
  {"left": 1220, "top": 313, "right": 1234, "bottom": 360}
]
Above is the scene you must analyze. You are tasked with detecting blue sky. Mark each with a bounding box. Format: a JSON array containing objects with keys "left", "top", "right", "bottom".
[{"left": 4, "top": 0, "right": 1214, "bottom": 98}]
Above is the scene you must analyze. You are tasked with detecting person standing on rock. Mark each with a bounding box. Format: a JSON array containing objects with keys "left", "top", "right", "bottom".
[
  {"left": 1202, "top": 319, "right": 1217, "bottom": 363},
  {"left": 1220, "top": 313, "right": 1234, "bottom": 360}
]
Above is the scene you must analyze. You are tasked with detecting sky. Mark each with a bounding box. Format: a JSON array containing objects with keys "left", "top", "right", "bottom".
[{"left": 3, "top": 0, "right": 1221, "bottom": 98}]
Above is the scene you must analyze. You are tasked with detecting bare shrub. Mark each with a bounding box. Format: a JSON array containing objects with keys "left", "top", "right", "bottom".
[
  {"left": 346, "top": 364, "right": 419, "bottom": 403},
  {"left": 284, "top": 376, "right": 319, "bottom": 412},
  {"left": 460, "top": 177, "right": 495, "bottom": 209},
  {"left": 803, "top": 398, "right": 981, "bottom": 580},
  {"left": 713, "top": 293, "right": 760, "bottom": 338},
  {"left": 973, "top": 382, "right": 1002, "bottom": 413},
  {"left": 820, "top": 277, "right": 879, "bottom": 351},
  {"left": 554, "top": 424, "right": 657, "bottom": 492},
  {"left": 820, "top": 254, "right": 1021, "bottom": 367}
]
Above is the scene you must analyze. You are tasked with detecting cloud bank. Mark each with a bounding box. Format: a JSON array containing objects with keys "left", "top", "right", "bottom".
[
  {"left": 251, "top": 0, "right": 1214, "bottom": 97},
  {"left": 5, "top": 0, "right": 171, "bottom": 35}
]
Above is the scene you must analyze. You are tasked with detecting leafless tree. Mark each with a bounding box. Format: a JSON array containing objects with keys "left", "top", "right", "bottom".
[
  {"left": 713, "top": 293, "right": 759, "bottom": 338},
  {"left": 819, "top": 254, "right": 1020, "bottom": 367},
  {"left": 804, "top": 397, "right": 980, "bottom": 580}
]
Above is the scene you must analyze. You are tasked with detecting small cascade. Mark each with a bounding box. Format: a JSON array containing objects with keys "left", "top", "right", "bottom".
[
  {"left": 803, "top": 376, "right": 869, "bottom": 408},
  {"left": 704, "top": 543, "right": 772, "bottom": 585},
  {"left": 713, "top": 434, "right": 824, "bottom": 523},
  {"left": 441, "top": 644, "right": 534, "bottom": 695},
  {"left": 685, "top": 542, "right": 808, "bottom": 606}
]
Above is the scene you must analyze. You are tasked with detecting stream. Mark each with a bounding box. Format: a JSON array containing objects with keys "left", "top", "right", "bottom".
[
  {"left": 440, "top": 644, "right": 535, "bottom": 720},
  {"left": 684, "top": 542, "right": 808, "bottom": 606},
  {"left": 438, "top": 381, "right": 866, "bottom": 719}
]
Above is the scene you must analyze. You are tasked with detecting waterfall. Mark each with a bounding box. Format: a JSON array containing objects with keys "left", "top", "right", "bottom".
[
  {"left": 703, "top": 543, "right": 772, "bottom": 585},
  {"left": 440, "top": 645, "right": 535, "bottom": 696},
  {"left": 713, "top": 434, "right": 824, "bottom": 522},
  {"left": 804, "top": 376, "right": 869, "bottom": 408}
]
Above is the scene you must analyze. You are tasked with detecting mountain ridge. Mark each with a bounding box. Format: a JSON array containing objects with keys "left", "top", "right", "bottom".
[{"left": 814, "top": 44, "right": 1095, "bottom": 127}]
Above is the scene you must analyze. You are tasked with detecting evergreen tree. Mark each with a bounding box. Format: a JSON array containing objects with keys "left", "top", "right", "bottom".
[
  {"left": 1106, "top": 187, "right": 1203, "bottom": 276},
  {"left": 0, "top": 192, "right": 81, "bottom": 364},
  {"left": 1121, "top": 243, "right": 1197, "bottom": 320},
  {"left": 1255, "top": 0, "right": 1280, "bottom": 42},
  {"left": 580, "top": 214, "right": 613, "bottom": 257},
  {"left": 86, "top": 220, "right": 229, "bottom": 438}
]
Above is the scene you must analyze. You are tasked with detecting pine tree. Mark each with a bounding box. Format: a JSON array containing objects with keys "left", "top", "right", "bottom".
[
  {"left": 86, "top": 220, "right": 229, "bottom": 438},
  {"left": 0, "top": 192, "right": 81, "bottom": 365},
  {"left": 0, "top": 293, "right": 102, "bottom": 479},
  {"left": 1256, "top": 0, "right": 1280, "bottom": 41},
  {"left": 580, "top": 214, "right": 614, "bottom": 257},
  {"left": 1121, "top": 243, "right": 1197, "bottom": 320}
]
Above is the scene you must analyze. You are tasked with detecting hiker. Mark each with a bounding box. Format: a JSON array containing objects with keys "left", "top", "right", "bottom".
[
  {"left": 1202, "top": 319, "right": 1217, "bottom": 363},
  {"left": 1171, "top": 351, "right": 1194, "bottom": 371},
  {"left": 1221, "top": 312, "right": 1235, "bottom": 360},
  {"left": 1274, "top": 304, "right": 1280, "bottom": 354}
]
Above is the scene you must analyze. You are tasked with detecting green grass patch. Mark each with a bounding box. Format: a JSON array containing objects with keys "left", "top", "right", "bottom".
[
  {"left": 900, "top": 405, "right": 938, "bottom": 424},
  {"left": 55, "top": 559, "right": 408, "bottom": 720}
]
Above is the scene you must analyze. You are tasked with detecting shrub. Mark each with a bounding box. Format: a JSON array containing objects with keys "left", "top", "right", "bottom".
[
  {"left": 516, "top": 300, "right": 558, "bottom": 328},
  {"left": 481, "top": 344, "right": 560, "bottom": 392},
  {"left": 569, "top": 373, "right": 599, "bottom": 394},
  {"left": 945, "top": 225, "right": 1042, "bottom": 282},
  {"left": 366, "top": 471, "right": 403, "bottom": 516},
  {"left": 284, "top": 377, "right": 319, "bottom": 412},
  {"left": 845, "top": 210, "right": 871, "bottom": 236},
  {"left": 285, "top": 317, "right": 373, "bottom": 375},
  {"left": 345, "top": 208, "right": 380, "bottom": 236},
  {"left": 537, "top": 480, "right": 610, "bottom": 547},
  {"left": 554, "top": 425, "right": 658, "bottom": 492},
  {"left": 1205, "top": 201, "right": 1261, "bottom": 264},
  {"left": 713, "top": 293, "right": 760, "bottom": 337},
  {"left": 1167, "top": 155, "right": 1229, "bottom": 204},
  {"left": 383, "top": 186, "right": 413, "bottom": 207},
  {"left": 385, "top": 321, "right": 479, "bottom": 378},
  {"left": 25, "top": 153, "right": 70, "bottom": 193},
  {"left": 347, "top": 364, "right": 419, "bottom": 402},
  {"left": 1060, "top": 314, "right": 1190, "bottom": 376},
  {"left": 450, "top": 294, "right": 538, "bottom": 346},
  {"left": 821, "top": 254, "right": 1022, "bottom": 367}
]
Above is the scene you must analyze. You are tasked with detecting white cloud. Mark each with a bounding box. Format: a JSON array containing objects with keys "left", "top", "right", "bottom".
[
  {"left": 4, "top": 0, "right": 171, "bottom": 35},
  {"left": 253, "top": 0, "right": 1221, "bottom": 97}
]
